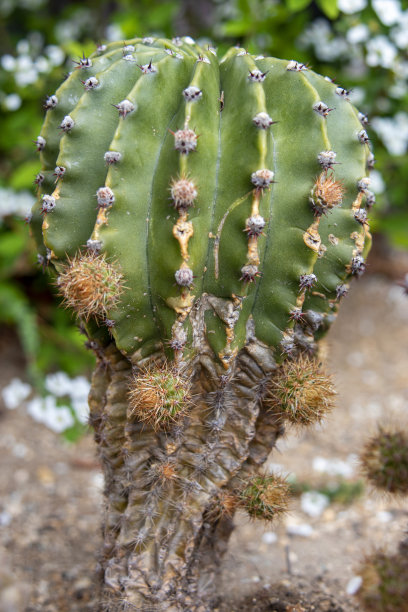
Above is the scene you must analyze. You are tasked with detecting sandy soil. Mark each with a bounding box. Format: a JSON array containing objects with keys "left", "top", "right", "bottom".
[{"left": 1, "top": 272, "right": 408, "bottom": 611}]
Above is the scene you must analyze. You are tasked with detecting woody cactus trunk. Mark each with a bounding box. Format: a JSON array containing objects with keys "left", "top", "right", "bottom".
[{"left": 30, "top": 36, "right": 374, "bottom": 611}]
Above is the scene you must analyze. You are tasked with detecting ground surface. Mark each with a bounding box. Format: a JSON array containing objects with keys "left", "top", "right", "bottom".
[{"left": 1, "top": 269, "right": 408, "bottom": 611}]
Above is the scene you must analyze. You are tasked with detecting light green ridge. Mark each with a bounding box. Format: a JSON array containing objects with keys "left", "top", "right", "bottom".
[
  {"left": 31, "top": 43, "right": 133, "bottom": 252},
  {"left": 43, "top": 48, "right": 166, "bottom": 258},
  {"left": 250, "top": 58, "right": 331, "bottom": 349},
  {"left": 202, "top": 50, "right": 274, "bottom": 357},
  {"left": 301, "top": 73, "right": 369, "bottom": 314},
  {"left": 149, "top": 51, "right": 221, "bottom": 358},
  {"left": 97, "top": 53, "right": 198, "bottom": 356}
]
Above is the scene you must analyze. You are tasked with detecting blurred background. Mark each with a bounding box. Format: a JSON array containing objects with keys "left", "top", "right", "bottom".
[{"left": 0, "top": 0, "right": 407, "bottom": 423}]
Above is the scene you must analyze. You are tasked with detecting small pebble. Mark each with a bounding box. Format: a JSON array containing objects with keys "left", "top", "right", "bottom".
[
  {"left": 286, "top": 523, "right": 314, "bottom": 538},
  {"left": 346, "top": 575, "right": 362, "bottom": 595},
  {"left": 262, "top": 531, "right": 277, "bottom": 544}
]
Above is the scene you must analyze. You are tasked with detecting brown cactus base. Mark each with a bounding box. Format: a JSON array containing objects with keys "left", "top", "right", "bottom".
[{"left": 89, "top": 342, "right": 283, "bottom": 611}]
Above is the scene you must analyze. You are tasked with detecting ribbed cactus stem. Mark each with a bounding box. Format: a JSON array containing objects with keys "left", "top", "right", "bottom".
[{"left": 30, "top": 36, "right": 374, "bottom": 611}]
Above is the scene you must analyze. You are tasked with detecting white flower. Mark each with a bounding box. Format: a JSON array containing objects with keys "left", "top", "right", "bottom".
[
  {"left": 71, "top": 398, "right": 89, "bottom": 424},
  {"left": 389, "top": 80, "right": 408, "bottom": 98},
  {"left": 44, "top": 371, "right": 73, "bottom": 397},
  {"left": 27, "top": 395, "right": 74, "bottom": 432},
  {"left": 1, "top": 54, "right": 16, "bottom": 71},
  {"left": 300, "top": 491, "right": 330, "bottom": 518},
  {"left": 69, "top": 376, "right": 90, "bottom": 401},
  {"left": 338, "top": 0, "right": 367, "bottom": 14},
  {"left": 105, "top": 24, "right": 124, "bottom": 42},
  {"left": 1, "top": 378, "right": 31, "bottom": 409},
  {"left": 43, "top": 398, "right": 74, "bottom": 433},
  {"left": 4, "top": 93, "right": 22, "bottom": 111},
  {"left": 349, "top": 87, "right": 365, "bottom": 105},
  {"left": 369, "top": 170, "right": 386, "bottom": 193},
  {"left": 391, "top": 12, "right": 408, "bottom": 48},
  {"left": 16, "top": 39, "right": 30, "bottom": 54},
  {"left": 371, "top": 112, "right": 408, "bottom": 155},
  {"left": 366, "top": 35, "right": 397, "bottom": 68},
  {"left": 34, "top": 56, "right": 49, "bottom": 73},
  {"left": 45, "top": 45, "right": 65, "bottom": 66},
  {"left": 346, "top": 24, "right": 370, "bottom": 45},
  {"left": 26, "top": 397, "right": 47, "bottom": 423},
  {"left": 298, "top": 19, "right": 348, "bottom": 61},
  {"left": 16, "top": 54, "right": 33, "bottom": 71},
  {"left": 14, "top": 55, "right": 38, "bottom": 87},
  {"left": 0, "top": 187, "right": 35, "bottom": 220},
  {"left": 372, "top": 0, "right": 402, "bottom": 26}
]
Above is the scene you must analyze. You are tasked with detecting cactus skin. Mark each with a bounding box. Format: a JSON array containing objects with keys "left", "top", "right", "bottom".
[{"left": 31, "top": 37, "right": 374, "bottom": 611}]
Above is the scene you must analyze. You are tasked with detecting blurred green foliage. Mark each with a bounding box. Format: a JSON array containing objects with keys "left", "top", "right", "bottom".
[
  {"left": 290, "top": 477, "right": 365, "bottom": 505},
  {"left": 0, "top": 0, "right": 407, "bottom": 379}
]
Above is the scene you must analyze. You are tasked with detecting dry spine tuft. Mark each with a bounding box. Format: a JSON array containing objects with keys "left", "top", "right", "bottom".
[
  {"left": 265, "top": 355, "right": 336, "bottom": 427},
  {"left": 239, "top": 474, "right": 290, "bottom": 521},
  {"left": 128, "top": 364, "right": 192, "bottom": 430},
  {"left": 57, "top": 252, "right": 124, "bottom": 321}
]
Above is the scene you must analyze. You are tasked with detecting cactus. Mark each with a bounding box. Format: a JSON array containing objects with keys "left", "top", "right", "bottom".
[
  {"left": 360, "top": 425, "right": 408, "bottom": 495},
  {"left": 357, "top": 426, "right": 408, "bottom": 610},
  {"left": 30, "top": 36, "right": 374, "bottom": 611},
  {"left": 357, "top": 543, "right": 408, "bottom": 612}
]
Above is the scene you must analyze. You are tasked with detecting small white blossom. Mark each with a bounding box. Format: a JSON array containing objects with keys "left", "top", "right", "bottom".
[
  {"left": 369, "top": 170, "right": 386, "bottom": 193},
  {"left": 4, "top": 93, "right": 22, "bottom": 111},
  {"left": 298, "top": 19, "right": 348, "bottom": 62},
  {"left": 346, "top": 24, "right": 370, "bottom": 45},
  {"left": 71, "top": 398, "right": 89, "bottom": 424},
  {"left": 338, "top": 0, "right": 368, "bottom": 14},
  {"left": 1, "top": 54, "right": 16, "bottom": 71},
  {"left": 27, "top": 395, "right": 74, "bottom": 433},
  {"left": 1, "top": 378, "right": 32, "bottom": 410},
  {"left": 27, "top": 397, "right": 46, "bottom": 422},
  {"left": 45, "top": 45, "right": 65, "bottom": 66},
  {"left": 0, "top": 187, "right": 35, "bottom": 220},
  {"left": 366, "top": 35, "right": 397, "bottom": 68},
  {"left": 372, "top": 0, "right": 402, "bottom": 26},
  {"left": 105, "top": 24, "right": 124, "bottom": 42},
  {"left": 391, "top": 13, "right": 408, "bottom": 49},
  {"left": 16, "top": 39, "right": 29, "bottom": 54},
  {"left": 43, "top": 401, "right": 75, "bottom": 433},
  {"left": 45, "top": 371, "right": 73, "bottom": 397},
  {"left": 371, "top": 112, "right": 408, "bottom": 155},
  {"left": 35, "top": 56, "right": 49, "bottom": 73},
  {"left": 70, "top": 376, "right": 91, "bottom": 401}
]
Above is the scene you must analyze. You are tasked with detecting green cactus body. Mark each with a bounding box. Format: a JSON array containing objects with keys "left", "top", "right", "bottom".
[
  {"left": 31, "top": 38, "right": 374, "bottom": 611},
  {"left": 32, "top": 40, "right": 371, "bottom": 367}
]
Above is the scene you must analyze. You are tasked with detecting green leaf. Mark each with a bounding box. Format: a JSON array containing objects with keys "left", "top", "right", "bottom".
[
  {"left": 221, "top": 19, "right": 252, "bottom": 37},
  {"left": 0, "top": 280, "right": 40, "bottom": 382},
  {"left": 9, "top": 160, "right": 40, "bottom": 190},
  {"left": 316, "top": 0, "right": 339, "bottom": 19},
  {"left": 0, "top": 229, "right": 26, "bottom": 275},
  {"left": 285, "top": 0, "right": 313, "bottom": 11}
]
